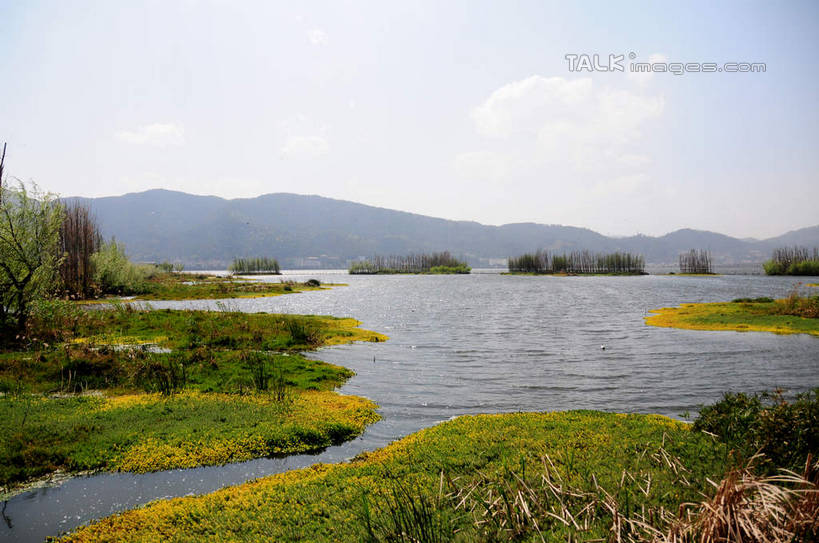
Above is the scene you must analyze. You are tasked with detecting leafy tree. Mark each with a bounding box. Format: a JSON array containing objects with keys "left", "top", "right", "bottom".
[
  {"left": 0, "top": 146, "right": 64, "bottom": 338},
  {"left": 91, "top": 239, "right": 149, "bottom": 295}
]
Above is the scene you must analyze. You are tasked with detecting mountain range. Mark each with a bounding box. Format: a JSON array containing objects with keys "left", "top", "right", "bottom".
[{"left": 65, "top": 189, "right": 819, "bottom": 270}]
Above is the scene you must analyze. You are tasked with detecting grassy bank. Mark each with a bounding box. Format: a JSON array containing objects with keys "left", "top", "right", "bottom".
[
  {"left": 503, "top": 271, "right": 648, "bottom": 276},
  {"left": 660, "top": 272, "right": 722, "bottom": 277},
  {"left": 59, "top": 411, "right": 728, "bottom": 542},
  {"left": 645, "top": 294, "right": 819, "bottom": 336},
  {"left": 0, "top": 308, "right": 387, "bottom": 492},
  {"left": 349, "top": 252, "right": 471, "bottom": 274},
  {"left": 0, "top": 390, "right": 377, "bottom": 484},
  {"left": 119, "top": 273, "right": 332, "bottom": 301}
]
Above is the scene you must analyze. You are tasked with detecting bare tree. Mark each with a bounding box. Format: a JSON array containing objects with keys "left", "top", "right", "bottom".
[{"left": 59, "top": 201, "right": 102, "bottom": 298}]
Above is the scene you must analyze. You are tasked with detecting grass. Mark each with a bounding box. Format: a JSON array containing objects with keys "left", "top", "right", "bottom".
[
  {"left": 0, "top": 390, "right": 377, "bottom": 486},
  {"left": 661, "top": 272, "right": 722, "bottom": 277},
  {"left": 349, "top": 252, "right": 471, "bottom": 275},
  {"left": 86, "top": 272, "right": 333, "bottom": 301},
  {"left": 0, "top": 308, "right": 387, "bottom": 492},
  {"left": 58, "top": 411, "right": 729, "bottom": 542},
  {"left": 503, "top": 271, "right": 648, "bottom": 276},
  {"left": 645, "top": 294, "right": 819, "bottom": 337}
]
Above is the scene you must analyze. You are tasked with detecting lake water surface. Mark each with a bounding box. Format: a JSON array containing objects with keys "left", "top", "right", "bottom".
[{"left": 2, "top": 272, "right": 817, "bottom": 541}]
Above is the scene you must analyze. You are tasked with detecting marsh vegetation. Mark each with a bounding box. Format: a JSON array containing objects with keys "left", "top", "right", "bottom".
[
  {"left": 679, "top": 248, "right": 713, "bottom": 274},
  {"left": 59, "top": 394, "right": 819, "bottom": 542},
  {"left": 229, "top": 257, "right": 281, "bottom": 275},
  {"left": 0, "top": 303, "right": 387, "bottom": 492},
  {"left": 764, "top": 246, "right": 819, "bottom": 276},
  {"left": 645, "top": 287, "right": 819, "bottom": 335},
  {"left": 507, "top": 249, "right": 646, "bottom": 275},
  {"left": 349, "top": 252, "right": 470, "bottom": 274}
]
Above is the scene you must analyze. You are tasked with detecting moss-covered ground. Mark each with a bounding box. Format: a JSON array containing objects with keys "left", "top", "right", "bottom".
[
  {"left": 91, "top": 272, "right": 338, "bottom": 301},
  {"left": 0, "top": 307, "right": 387, "bottom": 493},
  {"left": 59, "top": 411, "right": 728, "bottom": 542},
  {"left": 645, "top": 296, "right": 819, "bottom": 336}
]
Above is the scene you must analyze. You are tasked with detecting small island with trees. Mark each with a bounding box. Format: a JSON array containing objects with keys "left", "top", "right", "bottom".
[
  {"left": 229, "top": 257, "right": 281, "bottom": 275},
  {"left": 763, "top": 246, "right": 819, "bottom": 275},
  {"left": 507, "top": 249, "right": 646, "bottom": 275},
  {"left": 677, "top": 248, "right": 715, "bottom": 275},
  {"left": 349, "top": 251, "right": 471, "bottom": 274}
]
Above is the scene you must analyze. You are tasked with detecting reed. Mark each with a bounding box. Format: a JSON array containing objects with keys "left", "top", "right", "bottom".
[
  {"left": 679, "top": 249, "right": 713, "bottom": 274},
  {"left": 349, "top": 252, "right": 470, "bottom": 274},
  {"left": 229, "top": 257, "right": 281, "bottom": 275},
  {"left": 508, "top": 249, "right": 646, "bottom": 274},
  {"left": 763, "top": 246, "right": 819, "bottom": 276}
]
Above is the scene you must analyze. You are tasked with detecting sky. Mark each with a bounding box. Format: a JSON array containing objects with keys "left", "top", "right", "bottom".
[{"left": 1, "top": 0, "right": 817, "bottom": 239}]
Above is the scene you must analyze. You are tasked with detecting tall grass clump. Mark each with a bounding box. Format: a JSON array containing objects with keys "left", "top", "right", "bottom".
[
  {"left": 679, "top": 249, "right": 713, "bottom": 274},
  {"left": 229, "top": 257, "right": 281, "bottom": 275},
  {"left": 508, "top": 249, "right": 646, "bottom": 274},
  {"left": 359, "top": 474, "right": 456, "bottom": 543},
  {"left": 763, "top": 246, "right": 819, "bottom": 275},
  {"left": 349, "top": 252, "right": 470, "bottom": 274},
  {"left": 772, "top": 285, "right": 819, "bottom": 318}
]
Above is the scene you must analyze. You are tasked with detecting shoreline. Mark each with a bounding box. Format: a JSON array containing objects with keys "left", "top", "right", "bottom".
[
  {"left": 645, "top": 298, "right": 819, "bottom": 336},
  {"left": 0, "top": 310, "right": 389, "bottom": 496}
]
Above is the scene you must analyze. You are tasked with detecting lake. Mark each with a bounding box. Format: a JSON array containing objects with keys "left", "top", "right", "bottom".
[{"left": 2, "top": 271, "right": 817, "bottom": 542}]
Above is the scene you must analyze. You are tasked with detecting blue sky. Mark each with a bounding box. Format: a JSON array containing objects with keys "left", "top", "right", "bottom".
[{"left": 1, "top": 0, "right": 817, "bottom": 238}]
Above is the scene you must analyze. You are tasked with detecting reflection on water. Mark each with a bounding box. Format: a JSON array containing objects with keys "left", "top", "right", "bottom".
[{"left": 2, "top": 272, "right": 817, "bottom": 542}]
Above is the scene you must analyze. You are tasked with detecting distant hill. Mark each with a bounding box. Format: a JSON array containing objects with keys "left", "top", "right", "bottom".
[{"left": 64, "top": 190, "right": 819, "bottom": 269}]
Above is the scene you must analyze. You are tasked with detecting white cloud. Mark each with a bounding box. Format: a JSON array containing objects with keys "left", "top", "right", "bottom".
[
  {"left": 279, "top": 135, "right": 329, "bottom": 159},
  {"left": 116, "top": 123, "right": 185, "bottom": 146},
  {"left": 307, "top": 28, "right": 328, "bottom": 46},
  {"left": 462, "top": 75, "right": 663, "bottom": 173},
  {"left": 471, "top": 76, "right": 593, "bottom": 138}
]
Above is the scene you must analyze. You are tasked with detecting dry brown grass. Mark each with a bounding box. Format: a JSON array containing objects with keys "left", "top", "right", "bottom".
[
  {"left": 450, "top": 452, "right": 818, "bottom": 543},
  {"left": 650, "top": 455, "right": 819, "bottom": 543}
]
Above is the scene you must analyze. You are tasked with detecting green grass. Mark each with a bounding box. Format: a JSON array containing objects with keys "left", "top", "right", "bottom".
[
  {"left": 0, "top": 308, "right": 387, "bottom": 492},
  {"left": 60, "top": 411, "right": 728, "bottom": 542},
  {"left": 502, "top": 271, "right": 648, "bottom": 276},
  {"left": 428, "top": 264, "right": 471, "bottom": 274},
  {"left": 85, "top": 272, "right": 333, "bottom": 301},
  {"left": 763, "top": 259, "right": 819, "bottom": 276},
  {"left": 0, "top": 390, "right": 378, "bottom": 487},
  {"left": 646, "top": 296, "right": 819, "bottom": 336},
  {"left": 350, "top": 267, "right": 471, "bottom": 275}
]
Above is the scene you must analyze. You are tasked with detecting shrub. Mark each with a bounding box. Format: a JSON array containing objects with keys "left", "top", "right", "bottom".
[
  {"left": 764, "top": 246, "right": 819, "bottom": 275},
  {"left": 693, "top": 389, "right": 819, "bottom": 472},
  {"left": 91, "top": 240, "right": 150, "bottom": 295}
]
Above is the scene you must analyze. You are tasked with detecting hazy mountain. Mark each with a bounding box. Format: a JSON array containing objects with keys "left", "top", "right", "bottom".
[{"left": 65, "top": 190, "right": 819, "bottom": 269}]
